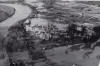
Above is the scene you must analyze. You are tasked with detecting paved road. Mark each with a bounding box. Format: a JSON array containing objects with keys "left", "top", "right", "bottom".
[{"left": 0, "top": 3, "right": 32, "bottom": 27}]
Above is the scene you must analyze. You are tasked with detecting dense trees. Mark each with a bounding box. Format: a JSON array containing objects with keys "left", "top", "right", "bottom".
[
  {"left": 4, "top": 20, "right": 28, "bottom": 52},
  {"left": 4, "top": 19, "right": 46, "bottom": 61},
  {"left": 0, "top": 33, "right": 4, "bottom": 50}
]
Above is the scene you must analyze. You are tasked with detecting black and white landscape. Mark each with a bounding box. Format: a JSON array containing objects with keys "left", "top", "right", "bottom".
[{"left": 0, "top": 0, "right": 100, "bottom": 66}]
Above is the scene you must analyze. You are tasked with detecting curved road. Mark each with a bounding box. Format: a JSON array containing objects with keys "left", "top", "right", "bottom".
[{"left": 0, "top": 3, "right": 32, "bottom": 27}]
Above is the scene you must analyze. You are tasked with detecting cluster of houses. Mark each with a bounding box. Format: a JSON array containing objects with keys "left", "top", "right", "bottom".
[
  {"left": 25, "top": 22, "right": 52, "bottom": 40},
  {"left": 24, "top": 18, "right": 96, "bottom": 44}
]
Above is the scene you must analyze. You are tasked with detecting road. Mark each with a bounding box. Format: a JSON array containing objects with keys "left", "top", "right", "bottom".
[{"left": 0, "top": 3, "right": 32, "bottom": 27}]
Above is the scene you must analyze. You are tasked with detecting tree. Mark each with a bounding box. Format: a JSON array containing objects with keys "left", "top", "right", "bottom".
[
  {"left": 0, "top": 33, "right": 4, "bottom": 50},
  {"left": 5, "top": 20, "right": 29, "bottom": 52}
]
